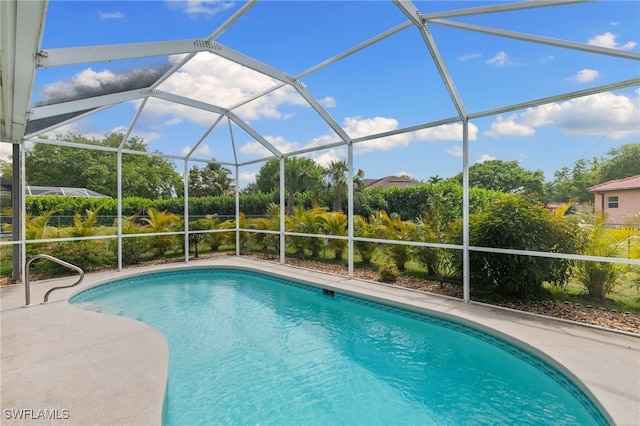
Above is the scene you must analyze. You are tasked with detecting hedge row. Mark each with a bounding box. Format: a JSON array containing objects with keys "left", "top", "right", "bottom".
[{"left": 2, "top": 182, "right": 500, "bottom": 223}]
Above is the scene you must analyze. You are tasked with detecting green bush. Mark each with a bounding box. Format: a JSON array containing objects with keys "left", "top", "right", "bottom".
[
  {"left": 378, "top": 263, "right": 400, "bottom": 283},
  {"left": 467, "top": 194, "right": 582, "bottom": 298},
  {"left": 35, "top": 240, "right": 115, "bottom": 274}
]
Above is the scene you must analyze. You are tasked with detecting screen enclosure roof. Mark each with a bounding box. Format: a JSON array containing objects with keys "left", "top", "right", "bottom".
[{"left": 1, "top": 0, "right": 639, "bottom": 173}]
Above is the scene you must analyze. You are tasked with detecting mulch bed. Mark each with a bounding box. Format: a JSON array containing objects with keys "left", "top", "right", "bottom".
[
  {"left": 278, "top": 257, "right": 640, "bottom": 335},
  {"left": 3, "top": 252, "right": 638, "bottom": 335}
]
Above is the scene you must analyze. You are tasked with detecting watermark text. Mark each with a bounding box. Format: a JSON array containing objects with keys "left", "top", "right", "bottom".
[{"left": 4, "top": 408, "right": 70, "bottom": 420}]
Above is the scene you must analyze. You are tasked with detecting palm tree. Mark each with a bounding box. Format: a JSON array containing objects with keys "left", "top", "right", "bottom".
[
  {"left": 286, "top": 205, "right": 327, "bottom": 258},
  {"left": 141, "top": 208, "right": 180, "bottom": 256},
  {"left": 375, "top": 210, "right": 417, "bottom": 271},
  {"left": 415, "top": 208, "right": 458, "bottom": 287},
  {"left": 321, "top": 211, "right": 348, "bottom": 261},
  {"left": 66, "top": 207, "right": 103, "bottom": 237},
  {"left": 324, "top": 160, "right": 365, "bottom": 213},
  {"left": 1, "top": 207, "right": 57, "bottom": 241},
  {"left": 428, "top": 175, "right": 443, "bottom": 185},
  {"left": 188, "top": 162, "right": 234, "bottom": 197},
  {"left": 249, "top": 203, "right": 281, "bottom": 256},
  {"left": 283, "top": 157, "right": 324, "bottom": 216},
  {"left": 353, "top": 214, "right": 378, "bottom": 265},
  {"left": 1, "top": 207, "right": 58, "bottom": 257},
  {"left": 575, "top": 210, "right": 639, "bottom": 299}
]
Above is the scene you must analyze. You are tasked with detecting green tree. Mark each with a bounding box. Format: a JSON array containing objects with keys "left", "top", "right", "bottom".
[
  {"left": 188, "top": 162, "right": 234, "bottom": 197},
  {"left": 548, "top": 158, "right": 598, "bottom": 202},
  {"left": 597, "top": 143, "right": 640, "bottom": 183},
  {"left": 24, "top": 133, "right": 183, "bottom": 199},
  {"left": 252, "top": 157, "right": 324, "bottom": 215},
  {"left": 253, "top": 158, "right": 281, "bottom": 193},
  {"left": 283, "top": 157, "right": 324, "bottom": 216},
  {"left": 453, "top": 159, "right": 545, "bottom": 199}
]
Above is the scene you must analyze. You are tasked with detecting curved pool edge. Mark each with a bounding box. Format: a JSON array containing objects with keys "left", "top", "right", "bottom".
[{"left": 2, "top": 256, "right": 638, "bottom": 425}]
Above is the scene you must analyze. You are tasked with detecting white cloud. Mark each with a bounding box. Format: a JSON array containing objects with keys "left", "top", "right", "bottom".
[
  {"left": 311, "top": 149, "right": 344, "bottom": 167},
  {"left": 539, "top": 55, "right": 554, "bottom": 64},
  {"left": 165, "top": 117, "right": 183, "bottom": 126},
  {"left": 40, "top": 68, "right": 117, "bottom": 101},
  {"left": 447, "top": 145, "right": 463, "bottom": 158},
  {"left": 414, "top": 123, "right": 478, "bottom": 141},
  {"left": 319, "top": 97, "right": 336, "bottom": 108},
  {"left": 240, "top": 135, "right": 301, "bottom": 157},
  {"left": 484, "top": 115, "right": 535, "bottom": 137},
  {"left": 571, "top": 68, "right": 600, "bottom": 83},
  {"left": 181, "top": 143, "right": 213, "bottom": 157},
  {"left": 587, "top": 32, "right": 637, "bottom": 50},
  {"left": 98, "top": 11, "right": 124, "bottom": 19},
  {"left": 486, "top": 91, "right": 639, "bottom": 140},
  {"left": 476, "top": 154, "right": 497, "bottom": 163},
  {"left": 345, "top": 117, "right": 412, "bottom": 153},
  {"left": 486, "top": 51, "right": 512, "bottom": 66},
  {"left": 167, "top": 0, "right": 235, "bottom": 18},
  {"left": 152, "top": 53, "right": 306, "bottom": 123},
  {"left": 459, "top": 53, "right": 481, "bottom": 62},
  {"left": 239, "top": 117, "right": 479, "bottom": 161}
]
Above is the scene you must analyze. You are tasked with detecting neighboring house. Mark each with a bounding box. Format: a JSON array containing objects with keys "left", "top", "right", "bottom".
[
  {"left": 362, "top": 176, "right": 421, "bottom": 190},
  {"left": 588, "top": 175, "right": 640, "bottom": 225}
]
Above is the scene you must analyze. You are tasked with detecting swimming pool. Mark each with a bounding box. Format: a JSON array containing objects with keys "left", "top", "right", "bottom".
[{"left": 70, "top": 268, "right": 607, "bottom": 425}]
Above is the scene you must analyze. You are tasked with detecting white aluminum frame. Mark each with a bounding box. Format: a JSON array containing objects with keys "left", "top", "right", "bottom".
[{"left": 2, "top": 0, "right": 639, "bottom": 305}]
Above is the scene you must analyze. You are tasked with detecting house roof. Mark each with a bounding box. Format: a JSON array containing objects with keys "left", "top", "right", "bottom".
[
  {"left": 588, "top": 175, "right": 640, "bottom": 193},
  {"left": 362, "top": 176, "right": 421, "bottom": 190}
]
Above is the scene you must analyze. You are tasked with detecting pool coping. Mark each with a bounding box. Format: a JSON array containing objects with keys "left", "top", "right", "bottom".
[{"left": 1, "top": 256, "right": 639, "bottom": 425}]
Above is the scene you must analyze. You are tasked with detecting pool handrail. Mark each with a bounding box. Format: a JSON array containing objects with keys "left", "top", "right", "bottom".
[{"left": 24, "top": 254, "right": 84, "bottom": 306}]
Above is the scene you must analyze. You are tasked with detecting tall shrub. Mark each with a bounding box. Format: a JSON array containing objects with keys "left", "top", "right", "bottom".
[{"left": 468, "top": 194, "right": 582, "bottom": 298}]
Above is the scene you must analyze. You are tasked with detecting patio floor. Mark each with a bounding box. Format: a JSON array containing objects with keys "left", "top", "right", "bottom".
[{"left": 1, "top": 256, "right": 639, "bottom": 425}]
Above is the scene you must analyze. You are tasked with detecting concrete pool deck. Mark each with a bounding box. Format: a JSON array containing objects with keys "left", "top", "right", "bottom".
[{"left": 1, "top": 256, "right": 639, "bottom": 425}]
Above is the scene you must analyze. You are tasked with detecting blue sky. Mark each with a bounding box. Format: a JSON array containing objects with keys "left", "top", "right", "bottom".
[{"left": 13, "top": 0, "right": 640, "bottom": 187}]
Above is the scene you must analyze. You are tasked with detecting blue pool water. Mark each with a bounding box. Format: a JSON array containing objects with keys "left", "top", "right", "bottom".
[{"left": 70, "top": 268, "right": 607, "bottom": 425}]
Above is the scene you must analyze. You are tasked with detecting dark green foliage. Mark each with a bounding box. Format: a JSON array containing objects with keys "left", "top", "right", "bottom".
[
  {"left": 188, "top": 162, "right": 233, "bottom": 197},
  {"left": 598, "top": 143, "right": 640, "bottom": 183},
  {"left": 358, "top": 182, "right": 498, "bottom": 222},
  {"left": 467, "top": 194, "right": 582, "bottom": 298},
  {"left": 35, "top": 241, "right": 115, "bottom": 274},
  {"left": 25, "top": 133, "right": 183, "bottom": 199},
  {"left": 452, "top": 159, "right": 546, "bottom": 200}
]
